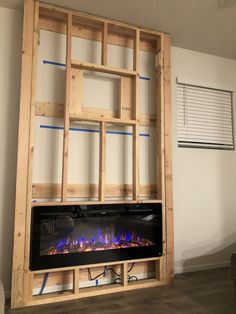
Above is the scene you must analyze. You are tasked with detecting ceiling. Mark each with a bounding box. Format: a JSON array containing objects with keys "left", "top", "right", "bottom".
[{"left": 1, "top": 0, "right": 236, "bottom": 60}]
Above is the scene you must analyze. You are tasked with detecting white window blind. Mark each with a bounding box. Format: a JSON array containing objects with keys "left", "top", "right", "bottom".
[{"left": 177, "top": 82, "right": 234, "bottom": 150}]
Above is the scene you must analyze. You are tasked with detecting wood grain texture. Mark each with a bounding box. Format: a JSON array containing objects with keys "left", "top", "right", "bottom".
[
  {"left": 163, "top": 33, "right": 174, "bottom": 283},
  {"left": 72, "top": 60, "right": 137, "bottom": 77},
  {"left": 132, "top": 124, "right": 139, "bottom": 200},
  {"left": 120, "top": 77, "right": 132, "bottom": 120},
  {"left": 32, "top": 183, "right": 157, "bottom": 198},
  {"left": 38, "top": 4, "right": 161, "bottom": 54},
  {"left": 99, "top": 122, "right": 106, "bottom": 201},
  {"left": 23, "top": 2, "right": 40, "bottom": 306},
  {"left": 61, "top": 13, "right": 72, "bottom": 201},
  {"left": 70, "top": 69, "right": 83, "bottom": 116},
  {"left": 35, "top": 101, "right": 156, "bottom": 126},
  {"left": 32, "top": 199, "right": 162, "bottom": 208},
  {"left": 102, "top": 22, "right": 108, "bottom": 65},
  {"left": 155, "top": 34, "right": 168, "bottom": 282},
  {"left": 133, "top": 29, "right": 140, "bottom": 72},
  {"left": 11, "top": 0, "right": 35, "bottom": 308},
  {"left": 12, "top": 1, "right": 173, "bottom": 308}
]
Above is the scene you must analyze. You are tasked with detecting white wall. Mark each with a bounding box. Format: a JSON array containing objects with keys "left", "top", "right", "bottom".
[
  {"left": 0, "top": 7, "right": 22, "bottom": 295},
  {"left": 1, "top": 6, "right": 236, "bottom": 295},
  {"left": 172, "top": 47, "right": 236, "bottom": 273}
]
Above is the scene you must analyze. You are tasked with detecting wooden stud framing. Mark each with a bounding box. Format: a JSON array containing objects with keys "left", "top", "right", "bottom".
[
  {"left": 70, "top": 69, "right": 83, "bottom": 116},
  {"left": 163, "top": 34, "right": 174, "bottom": 282},
  {"left": 11, "top": 0, "right": 35, "bottom": 308},
  {"left": 121, "top": 263, "right": 128, "bottom": 287},
  {"left": 32, "top": 199, "right": 162, "bottom": 208},
  {"left": 132, "top": 29, "right": 140, "bottom": 201},
  {"left": 61, "top": 13, "right": 72, "bottom": 201},
  {"left": 120, "top": 77, "right": 132, "bottom": 120},
  {"left": 99, "top": 122, "right": 106, "bottom": 201},
  {"left": 11, "top": 1, "right": 173, "bottom": 308},
  {"left": 38, "top": 14, "right": 157, "bottom": 53},
  {"left": 70, "top": 113, "right": 137, "bottom": 125},
  {"left": 102, "top": 22, "right": 108, "bottom": 65},
  {"left": 73, "top": 269, "right": 80, "bottom": 295},
  {"left": 133, "top": 29, "right": 140, "bottom": 72},
  {"left": 35, "top": 101, "right": 156, "bottom": 126},
  {"left": 23, "top": 2, "right": 40, "bottom": 306},
  {"left": 132, "top": 124, "right": 139, "bottom": 200},
  {"left": 72, "top": 60, "right": 137, "bottom": 77},
  {"left": 32, "top": 183, "right": 157, "bottom": 199},
  {"left": 157, "top": 34, "right": 167, "bottom": 280}
]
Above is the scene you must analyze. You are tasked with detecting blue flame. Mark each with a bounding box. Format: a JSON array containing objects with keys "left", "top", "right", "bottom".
[
  {"left": 55, "top": 228, "right": 143, "bottom": 249},
  {"left": 57, "top": 240, "right": 63, "bottom": 249},
  {"left": 125, "top": 231, "right": 131, "bottom": 242}
]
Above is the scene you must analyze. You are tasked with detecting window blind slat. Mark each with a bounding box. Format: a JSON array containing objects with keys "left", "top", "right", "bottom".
[
  {"left": 177, "top": 84, "right": 231, "bottom": 97},
  {"left": 177, "top": 98, "right": 231, "bottom": 112},
  {"left": 177, "top": 82, "right": 234, "bottom": 150}
]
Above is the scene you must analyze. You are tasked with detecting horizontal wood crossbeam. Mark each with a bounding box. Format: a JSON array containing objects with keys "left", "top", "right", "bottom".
[
  {"left": 31, "top": 257, "right": 162, "bottom": 274},
  {"left": 28, "top": 279, "right": 165, "bottom": 306},
  {"left": 39, "top": 4, "right": 160, "bottom": 54},
  {"left": 32, "top": 199, "right": 162, "bottom": 207},
  {"left": 32, "top": 183, "right": 158, "bottom": 198},
  {"left": 71, "top": 61, "right": 138, "bottom": 77},
  {"left": 35, "top": 102, "right": 156, "bottom": 126},
  {"left": 70, "top": 113, "right": 137, "bottom": 125}
]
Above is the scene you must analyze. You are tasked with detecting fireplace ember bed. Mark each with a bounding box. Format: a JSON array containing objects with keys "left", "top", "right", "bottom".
[{"left": 30, "top": 203, "right": 162, "bottom": 270}]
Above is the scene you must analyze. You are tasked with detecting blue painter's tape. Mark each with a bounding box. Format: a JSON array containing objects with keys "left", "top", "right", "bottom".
[
  {"left": 40, "top": 125, "right": 149, "bottom": 137},
  {"left": 43, "top": 60, "right": 66, "bottom": 67},
  {"left": 140, "top": 76, "right": 150, "bottom": 81},
  {"left": 40, "top": 125, "right": 99, "bottom": 133},
  {"left": 42, "top": 60, "right": 151, "bottom": 80}
]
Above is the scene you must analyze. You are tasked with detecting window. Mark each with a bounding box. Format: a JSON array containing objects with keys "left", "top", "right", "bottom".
[{"left": 177, "top": 81, "right": 234, "bottom": 150}]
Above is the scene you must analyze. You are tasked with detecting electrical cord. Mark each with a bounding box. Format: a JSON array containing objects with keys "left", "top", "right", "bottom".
[
  {"left": 128, "top": 263, "right": 135, "bottom": 273},
  {"left": 87, "top": 263, "right": 137, "bottom": 283},
  {"left": 128, "top": 275, "right": 138, "bottom": 282},
  {"left": 39, "top": 272, "right": 49, "bottom": 295}
]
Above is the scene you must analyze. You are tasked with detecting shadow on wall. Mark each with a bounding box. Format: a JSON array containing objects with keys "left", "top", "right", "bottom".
[
  {"left": 0, "top": 9, "right": 22, "bottom": 294},
  {"left": 181, "top": 233, "right": 236, "bottom": 273}
]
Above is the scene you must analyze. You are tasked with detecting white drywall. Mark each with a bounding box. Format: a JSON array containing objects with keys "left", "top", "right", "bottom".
[
  {"left": 0, "top": 7, "right": 22, "bottom": 296},
  {"left": 172, "top": 47, "right": 236, "bottom": 273},
  {"left": 1, "top": 5, "right": 236, "bottom": 296}
]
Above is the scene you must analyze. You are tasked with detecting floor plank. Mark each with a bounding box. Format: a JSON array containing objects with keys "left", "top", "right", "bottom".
[{"left": 5, "top": 267, "right": 236, "bottom": 314}]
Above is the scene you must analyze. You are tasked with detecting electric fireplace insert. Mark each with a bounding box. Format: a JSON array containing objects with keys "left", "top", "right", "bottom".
[{"left": 30, "top": 203, "right": 162, "bottom": 270}]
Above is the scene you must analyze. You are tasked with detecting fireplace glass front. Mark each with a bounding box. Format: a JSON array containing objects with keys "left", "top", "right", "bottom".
[{"left": 30, "top": 203, "right": 162, "bottom": 270}]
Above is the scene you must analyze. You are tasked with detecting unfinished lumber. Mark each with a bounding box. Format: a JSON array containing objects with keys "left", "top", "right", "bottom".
[
  {"left": 35, "top": 101, "right": 156, "bottom": 126},
  {"left": 61, "top": 13, "right": 72, "bottom": 201},
  {"left": 23, "top": 1, "right": 40, "bottom": 306},
  {"left": 32, "top": 183, "right": 158, "bottom": 199},
  {"left": 11, "top": 0, "right": 35, "bottom": 308},
  {"left": 71, "top": 60, "right": 137, "bottom": 77},
  {"left": 99, "top": 122, "right": 106, "bottom": 201},
  {"left": 120, "top": 77, "right": 133, "bottom": 120},
  {"left": 163, "top": 34, "right": 174, "bottom": 282},
  {"left": 70, "top": 69, "right": 83, "bottom": 116},
  {"left": 12, "top": 0, "right": 173, "bottom": 308},
  {"left": 132, "top": 124, "right": 139, "bottom": 200},
  {"left": 102, "top": 22, "right": 108, "bottom": 65}
]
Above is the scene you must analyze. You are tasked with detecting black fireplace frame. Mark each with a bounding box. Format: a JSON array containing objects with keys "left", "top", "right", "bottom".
[{"left": 30, "top": 203, "right": 163, "bottom": 271}]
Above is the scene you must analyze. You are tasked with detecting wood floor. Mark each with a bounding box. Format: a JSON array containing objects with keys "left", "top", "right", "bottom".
[{"left": 6, "top": 267, "right": 236, "bottom": 314}]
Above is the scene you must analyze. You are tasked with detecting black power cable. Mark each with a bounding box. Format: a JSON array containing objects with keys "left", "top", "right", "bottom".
[
  {"left": 39, "top": 272, "right": 49, "bottom": 295},
  {"left": 87, "top": 263, "right": 138, "bottom": 283}
]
